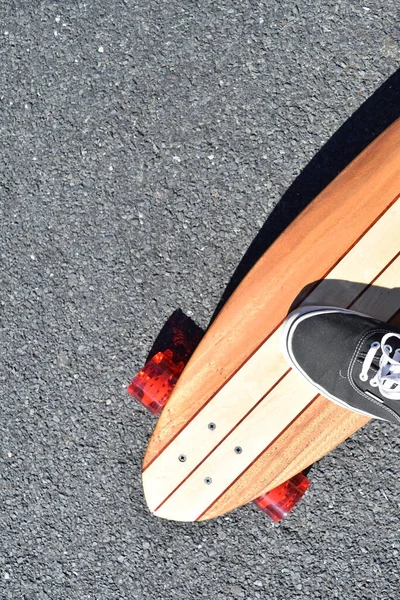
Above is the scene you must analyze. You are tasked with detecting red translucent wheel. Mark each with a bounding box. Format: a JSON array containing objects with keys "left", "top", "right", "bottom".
[
  {"left": 127, "top": 350, "right": 185, "bottom": 416},
  {"left": 253, "top": 472, "right": 310, "bottom": 523},
  {"left": 128, "top": 312, "right": 204, "bottom": 416}
]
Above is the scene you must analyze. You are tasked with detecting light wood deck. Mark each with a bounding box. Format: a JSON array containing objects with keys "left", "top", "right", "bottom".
[{"left": 143, "top": 119, "right": 400, "bottom": 521}]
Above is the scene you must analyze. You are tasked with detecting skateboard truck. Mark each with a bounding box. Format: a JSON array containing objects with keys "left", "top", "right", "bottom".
[{"left": 128, "top": 312, "right": 310, "bottom": 522}]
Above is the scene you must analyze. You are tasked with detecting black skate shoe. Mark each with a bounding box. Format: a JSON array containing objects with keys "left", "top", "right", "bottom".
[{"left": 282, "top": 306, "right": 400, "bottom": 424}]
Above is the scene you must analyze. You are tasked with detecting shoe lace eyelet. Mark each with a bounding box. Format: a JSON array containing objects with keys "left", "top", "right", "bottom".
[
  {"left": 371, "top": 341, "right": 380, "bottom": 349},
  {"left": 370, "top": 378, "right": 379, "bottom": 387},
  {"left": 359, "top": 373, "right": 368, "bottom": 382},
  {"left": 384, "top": 344, "right": 392, "bottom": 353}
]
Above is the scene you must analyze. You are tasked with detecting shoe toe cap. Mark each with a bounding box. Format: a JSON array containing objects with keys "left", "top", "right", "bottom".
[{"left": 288, "top": 310, "right": 378, "bottom": 390}]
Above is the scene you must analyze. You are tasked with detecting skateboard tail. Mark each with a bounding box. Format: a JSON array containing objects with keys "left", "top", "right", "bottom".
[{"left": 143, "top": 471, "right": 311, "bottom": 522}]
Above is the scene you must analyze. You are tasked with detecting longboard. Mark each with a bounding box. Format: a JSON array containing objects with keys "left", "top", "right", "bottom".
[{"left": 140, "top": 118, "right": 400, "bottom": 521}]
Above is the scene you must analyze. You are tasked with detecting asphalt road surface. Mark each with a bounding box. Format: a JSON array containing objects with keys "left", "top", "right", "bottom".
[{"left": 0, "top": 1, "right": 399, "bottom": 599}]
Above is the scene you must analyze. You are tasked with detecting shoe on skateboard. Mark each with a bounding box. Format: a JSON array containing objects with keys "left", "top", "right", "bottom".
[{"left": 282, "top": 306, "right": 400, "bottom": 424}]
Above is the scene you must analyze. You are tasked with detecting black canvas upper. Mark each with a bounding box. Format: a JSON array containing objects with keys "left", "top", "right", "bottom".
[{"left": 287, "top": 310, "right": 400, "bottom": 424}]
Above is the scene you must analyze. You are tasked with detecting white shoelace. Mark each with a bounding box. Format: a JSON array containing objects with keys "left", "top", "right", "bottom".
[{"left": 360, "top": 333, "right": 400, "bottom": 400}]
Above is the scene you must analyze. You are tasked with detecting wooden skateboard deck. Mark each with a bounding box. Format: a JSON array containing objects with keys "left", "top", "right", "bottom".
[{"left": 142, "top": 118, "right": 400, "bottom": 521}]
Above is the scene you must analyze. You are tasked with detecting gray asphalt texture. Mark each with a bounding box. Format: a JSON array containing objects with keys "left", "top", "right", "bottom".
[{"left": 0, "top": 1, "right": 399, "bottom": 599}]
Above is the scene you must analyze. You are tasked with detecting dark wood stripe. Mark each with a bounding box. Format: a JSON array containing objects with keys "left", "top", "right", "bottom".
[{"left": 348, "top": 250, "right": 400, "bottom": 309}]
